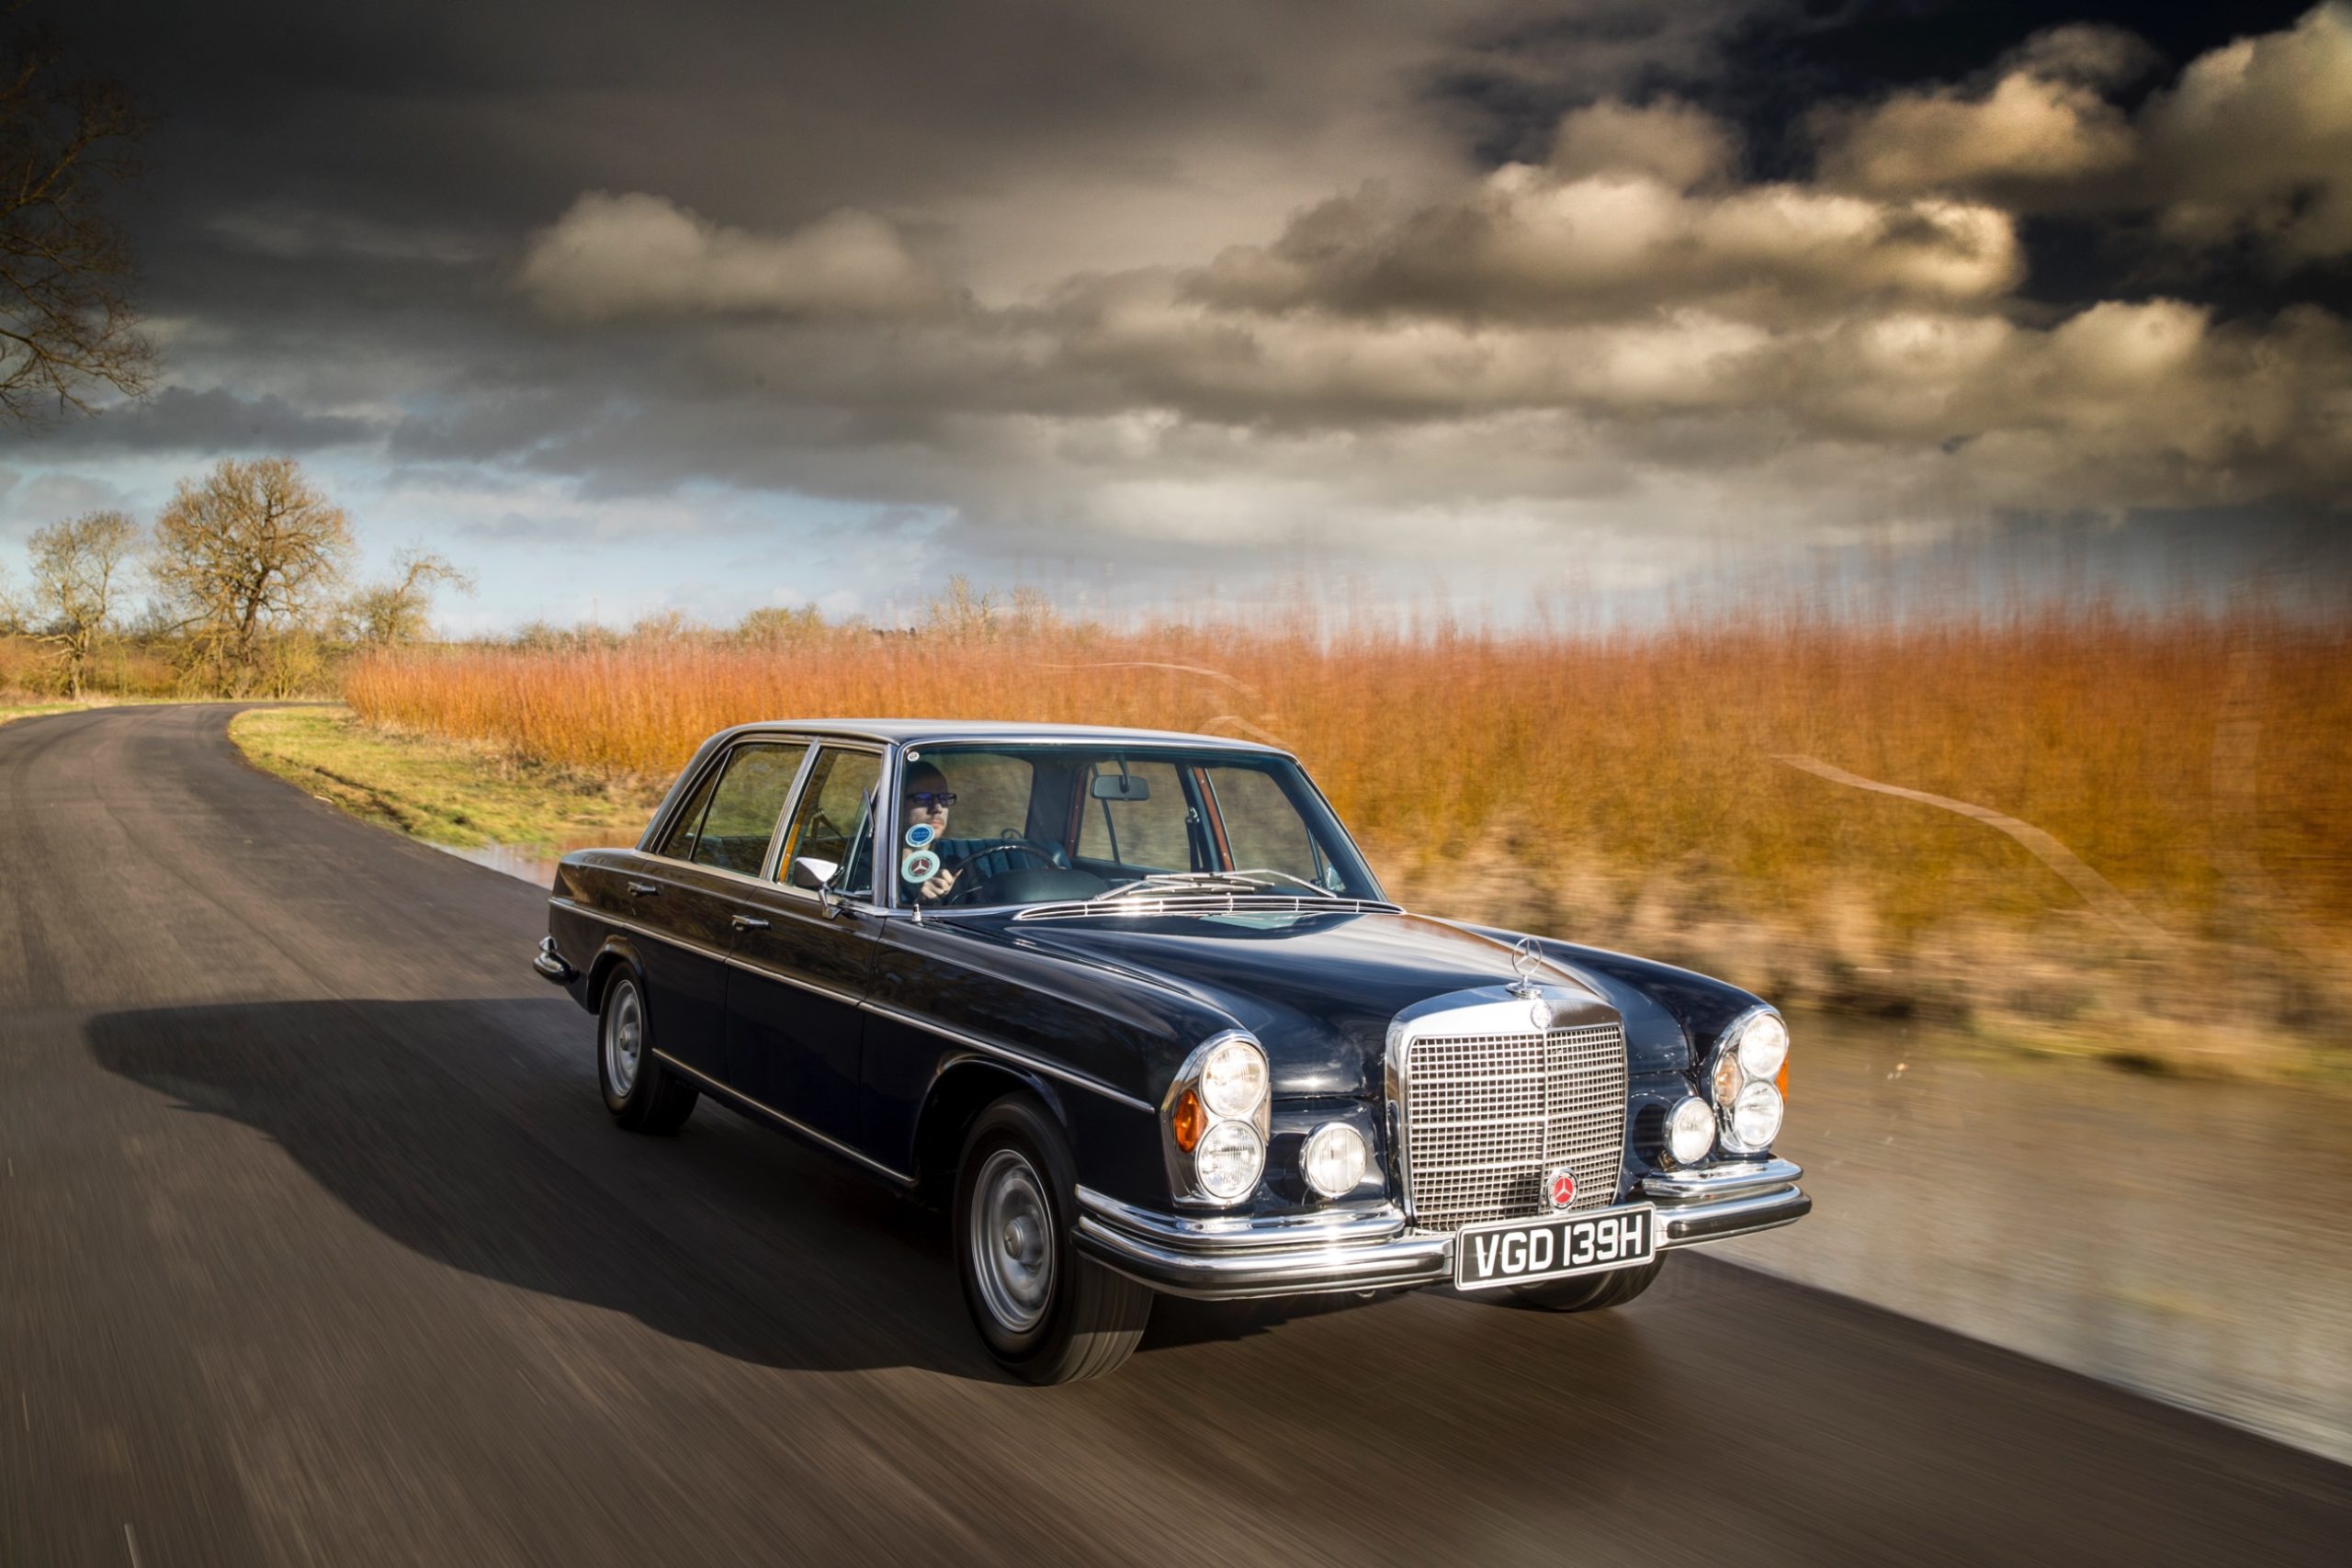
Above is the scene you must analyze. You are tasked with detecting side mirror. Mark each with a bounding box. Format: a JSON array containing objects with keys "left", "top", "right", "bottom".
[{"left": 786, "top": 855, "right": 840, "bottom": 892}]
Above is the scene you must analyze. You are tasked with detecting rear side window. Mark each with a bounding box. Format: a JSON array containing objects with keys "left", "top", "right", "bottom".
[
  {"left": 688, "top": 744, "right": 804, "bottom": 876},
  {"left": 781, "top": 748, "right": 883, "bottom": 897}
]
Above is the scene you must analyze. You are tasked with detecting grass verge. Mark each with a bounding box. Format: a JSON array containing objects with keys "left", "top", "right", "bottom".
[
  {"left": 230, "top": 705, "right": 663, "bottom": 852},
  {"left": 0, "top": 701, "right": 85, "bottom": 727}
]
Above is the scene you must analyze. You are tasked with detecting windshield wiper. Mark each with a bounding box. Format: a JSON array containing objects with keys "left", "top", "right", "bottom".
[
  {"left": 1089, "top": 869, "right": 1338, "bottom": 904},
  {"left": 1222, "top": 867, "right": 1339, "bottom": 898},
  {"left": 1092, "top": 872, "right": 1264, "bottom": 901}
]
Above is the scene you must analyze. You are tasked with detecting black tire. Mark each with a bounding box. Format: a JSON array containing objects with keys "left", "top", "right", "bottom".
[
  {"left": 954, "top": 1095, "right": 1152, "bottom": 1383},
  {"left": 597, "top": 968, "right": 698, "bottom": 1134},
  {"left": 1503, "top": 1256, "right": 1663, "bottom": 1313}
]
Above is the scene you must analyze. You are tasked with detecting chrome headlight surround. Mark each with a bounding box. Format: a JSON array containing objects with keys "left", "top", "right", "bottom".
[
  {"left": 1161, "top": 1030, "right": 1272, "bottom": 1207},
  {"left": 1709, "top": 1006, "right": 1788, "bottom": 1156}
]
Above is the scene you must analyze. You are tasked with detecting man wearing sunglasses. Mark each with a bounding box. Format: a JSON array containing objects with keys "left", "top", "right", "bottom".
[{"left": 899, "top": 760, "right": 965, "bottom": 905}]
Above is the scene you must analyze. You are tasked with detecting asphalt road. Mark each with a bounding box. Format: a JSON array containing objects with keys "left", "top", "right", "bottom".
[{"left": 3, "top": 705, "right": 2346, "bottom": 1567}]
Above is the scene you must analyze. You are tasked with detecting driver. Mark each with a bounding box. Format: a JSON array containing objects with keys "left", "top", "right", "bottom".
[{"left": 900, "top": 761, "right": 963, "bottom": 905}]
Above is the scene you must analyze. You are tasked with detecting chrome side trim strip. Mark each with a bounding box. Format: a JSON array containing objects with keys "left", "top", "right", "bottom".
[
  {"left": 650, "top": 1050, "right": 915, "bottom": 1185},
  {"left": 862, "top": 1001, "right": 1156, "bottom": 1113},
  {"left": 554, "top": 899, "right": 1159, "bottom": 1113},
  {"left": 549, "top": 898, "right": 868, "bottom": 1004},
  {"left": 554, "top": 898, "right": 736, "bottom": 968}
]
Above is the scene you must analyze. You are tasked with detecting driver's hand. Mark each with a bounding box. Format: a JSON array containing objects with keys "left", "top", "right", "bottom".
[{"left": 921, "top": 867, "right": 958, "bottom": 902}]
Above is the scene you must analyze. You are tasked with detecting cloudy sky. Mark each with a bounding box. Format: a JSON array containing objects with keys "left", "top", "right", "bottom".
[{"left": 6, "top": 0, "right": 2349, "bottom": 629}]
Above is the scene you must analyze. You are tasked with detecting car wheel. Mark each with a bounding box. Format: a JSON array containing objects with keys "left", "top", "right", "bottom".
[
  {"left": 1502, "top": 1256, "right": 1663, "bottom": 1313},
  {"left": 598, "top": 969, "right": 698, "bottom": 1134},
  {"left": 954, "top": 1095, "right": 1152, "bottom": 1383}
]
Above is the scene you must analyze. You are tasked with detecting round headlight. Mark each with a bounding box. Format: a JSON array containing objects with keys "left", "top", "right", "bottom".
[
  {"left": 1736, "top": 1012, "right": 1790, "bottom": 1079},
  {"left": 1300, "top": 1122, "right": 1369, "bottom": 1199},
  {"left": 1200, "top": 1037, "right": 1269, "bottom": 1120},
  {"left": 1666, "top": 1096, "right": 1716, "bottom": 1167},
  {"left": 1196, "top": 1119, "right": 1266, "bottom": 1200},
  {"left": 1728, "top": 1080, "right": 1784, "bottom": 1151}
]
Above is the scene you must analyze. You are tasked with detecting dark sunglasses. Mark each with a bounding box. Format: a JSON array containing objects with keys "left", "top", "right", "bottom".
[{"left": 906, "top": 791, "right": 957, "bottom": 808}]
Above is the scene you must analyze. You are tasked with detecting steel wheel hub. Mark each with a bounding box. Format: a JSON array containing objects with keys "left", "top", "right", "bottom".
[
  {"left": 971, "top": 1148, "right": 1054, "bottom": 1334},
  {"left": 605, "top": 986, "right": 642, "bottom": 1097}
]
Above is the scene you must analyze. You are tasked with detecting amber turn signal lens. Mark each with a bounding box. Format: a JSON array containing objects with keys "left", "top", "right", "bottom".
[
  {"left": 1171, "top": 1088, "right": 1204, "bottom": 1151},
  {"left": 1776, "top": 1060, "right": 1789, "bottom": 1101}
]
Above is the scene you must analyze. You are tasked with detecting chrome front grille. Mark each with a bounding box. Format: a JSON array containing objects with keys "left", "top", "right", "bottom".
[{"left": 1399, "top": 1023, "right": 1628, "bottom": 1232}]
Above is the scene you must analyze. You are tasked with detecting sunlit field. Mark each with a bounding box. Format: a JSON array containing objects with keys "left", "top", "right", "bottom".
[{"left": 345, "top": 607, "right": 2352, "bottom": 1075}]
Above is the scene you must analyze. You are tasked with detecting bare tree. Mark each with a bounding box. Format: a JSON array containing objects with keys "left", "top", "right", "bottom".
[
  {"left": 152, "top": 457, "right": 355, "bottom": 693},
  {"left": 0, "top": 17, "right": 153, "bottom": 423},
  {"left": 26, "top": 507, "right": 136, "bottom": 697},
  {"left": 344, "top": 548, "right": 474, "bottom": 646}
]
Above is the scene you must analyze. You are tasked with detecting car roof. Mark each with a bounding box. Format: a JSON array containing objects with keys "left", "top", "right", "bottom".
[{"left": 711, "top": 718, "right": 1292, "bottom": 755}]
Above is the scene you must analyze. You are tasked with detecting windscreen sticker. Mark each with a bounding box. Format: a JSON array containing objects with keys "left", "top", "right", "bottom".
[
  {"left": 899, "top": 849, "right": 942, "bottom": 884},
  {"left": 903, "top": 821, "right": 937, "bottom": 850}
]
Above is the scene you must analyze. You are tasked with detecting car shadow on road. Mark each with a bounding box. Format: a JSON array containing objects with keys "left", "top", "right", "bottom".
[{"left": 85, "top": 996, "right": 1000, "bottom": 1381}]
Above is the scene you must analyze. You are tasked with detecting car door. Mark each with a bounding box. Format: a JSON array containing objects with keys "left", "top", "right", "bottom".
[
  {"left": 723, "top": 743, "right": 887, "bottom": 1145},
  {"left": 633, "top": 739, "right": 807, "bottom": 1081}
]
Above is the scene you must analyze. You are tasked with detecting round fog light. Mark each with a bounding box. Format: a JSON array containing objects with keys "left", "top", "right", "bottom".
[
  {"left": 1195, "top": 1119, "right": 1266, "bottom": 1200},
  {"left": 1300, "top": 1122, "right": 1369, "bottom": 1199},
  {"left": 1728, "top": 1080, "right": 1784, "bottom": 1151},
  {"left": 1666, "top": 1096, "right": 1715, "bottom": 1166}
]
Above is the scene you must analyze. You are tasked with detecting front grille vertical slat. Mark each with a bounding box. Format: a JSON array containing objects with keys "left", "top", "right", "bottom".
[{"left": 1401, "top": 1023, "right": 1626, "bottom": 1231}]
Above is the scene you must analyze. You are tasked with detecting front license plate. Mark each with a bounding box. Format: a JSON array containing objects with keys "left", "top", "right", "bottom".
[{"left": 1453, "top": 1203, "right": 1657, "bottom": 1292}]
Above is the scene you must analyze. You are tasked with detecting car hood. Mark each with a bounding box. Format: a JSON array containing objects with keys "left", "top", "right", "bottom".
[{"left": 984, "top": 908, "right": 1651, "bottom": 1099}]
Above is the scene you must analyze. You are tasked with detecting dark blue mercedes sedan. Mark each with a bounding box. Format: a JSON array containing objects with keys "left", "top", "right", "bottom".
[{"left": 535, "top": 720, "right": 1808, "bottom": 1382}]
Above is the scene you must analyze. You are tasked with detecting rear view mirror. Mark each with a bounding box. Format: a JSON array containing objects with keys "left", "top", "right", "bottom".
[
  {"left": 787, "top": 855, "right": 840, "bottom": 890},
  {"left": 1091, "top": 773, "right": 1150, "bottom": 802}
]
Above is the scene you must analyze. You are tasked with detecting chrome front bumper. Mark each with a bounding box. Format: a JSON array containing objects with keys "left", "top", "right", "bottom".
[{"left": 1075, "top": 1158, "right": 1809, "bottom": 1301}]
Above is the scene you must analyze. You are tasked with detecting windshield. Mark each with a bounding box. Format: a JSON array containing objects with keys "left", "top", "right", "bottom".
[{"left": 888, "top": 744, "right": 1383, "bottom": 911}]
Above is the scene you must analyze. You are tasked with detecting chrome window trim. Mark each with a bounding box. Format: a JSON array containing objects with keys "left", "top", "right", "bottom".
[
  {"left": 669, "top": 736, "right": 812, "bottom": 880},
  {"left": 862, "top": 998, "right": 1156, "bottom": 1113},
  {"left": 651, "top": 1050, "right": 915, "bottom": 1185},
  {"left": 888, "top": 739, "right": 1382, "bottom": 917},
  {"left": 772, "top": 739, "right": 888, "bottom": 907},
  {"left": 758, "top": 739, "right": 821, "bottom": 881},
  {"left": 594, "top": 850, "right": 889, "bottom": 908}
]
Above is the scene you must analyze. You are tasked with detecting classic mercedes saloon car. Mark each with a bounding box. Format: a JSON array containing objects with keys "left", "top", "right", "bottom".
[{"left": 533, "top": 720, "right": 1808, "bottom": 1382}]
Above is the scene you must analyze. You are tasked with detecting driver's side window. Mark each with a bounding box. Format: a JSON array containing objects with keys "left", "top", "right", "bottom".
[{"left": 779, "top": 747, "right": 881, "bottom": 898}]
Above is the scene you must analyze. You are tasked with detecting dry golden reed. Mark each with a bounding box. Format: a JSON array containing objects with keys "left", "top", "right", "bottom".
[{"left": 345, "top": 609, "right": 2352, "bottom": 960}]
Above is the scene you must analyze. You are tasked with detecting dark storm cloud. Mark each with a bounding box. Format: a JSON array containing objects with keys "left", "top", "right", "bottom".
[
  {"left": 20, "top": 0, "right": 2351, "bottom": 615},
  {"left": 30, "top": 387, "right": 378, "bottom": 454}
]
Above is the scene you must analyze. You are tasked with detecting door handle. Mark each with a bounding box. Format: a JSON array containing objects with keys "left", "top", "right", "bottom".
[
  {"left": 627, "top": 882, "right": 661, "bottom": 897},
  {"left": 730, "top": 914, "right": 770, "bottom": 931}
]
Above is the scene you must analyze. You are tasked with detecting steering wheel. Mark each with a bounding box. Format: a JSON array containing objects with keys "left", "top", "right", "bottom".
[{"left": 940, "top": 837, "right": 1064, "bottom": 904}]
